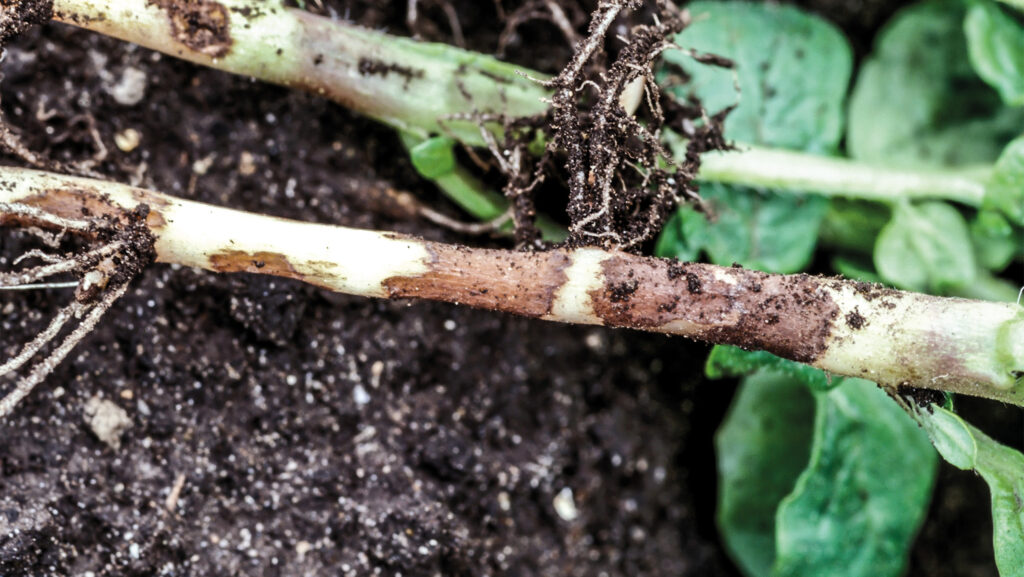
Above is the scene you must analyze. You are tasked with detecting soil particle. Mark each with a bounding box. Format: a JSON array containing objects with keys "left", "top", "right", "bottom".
[
  {"left": 83, "top": 395, "right": 132, "bottom": 450},
  {"left": 852, "top": 279, "right": 901, "bottom": 302},
  {"left": 146, "top": 0, "right": 233, "bottom": 58},
  {"left": 107, "top": 65, "right": 148, "bottom": 106},
  {"left": 665, "top": 260, "right": 684, "bottom": 280},
  {"left": 608, "top": 278, "right": 639, "bottom": 303},
  {"left": 845, "top": 307, "right": 866, "bottom": 329},
  {"left": 899, "top": 386, "right": 947, "bottom": 411},
  {"left": 0, "top": 0, "right": 51, "bottom": 44},
  {"left": 685, "top": 272, "right": 702, "bottom": 295}
]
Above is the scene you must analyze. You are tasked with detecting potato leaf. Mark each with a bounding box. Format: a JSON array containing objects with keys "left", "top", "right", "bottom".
[
  {"left": 663, "top": 1, "right": 852, "bottom": 154},
  {"left": 873, "top": 201, "right": 977, "bottom": 292},
  {"left": 773, "top": 379, "right": 937, "bottom": 577},
  {"left": 716, "top": 371, "right": 816, "bottom": 577},
  {"left": 970, "top": 210, "right": 1019, "bottom": 271},
  {"left": 819, "top": 199, "right": 891, "bottom": 254},
  {"left": 831, "top": 255, "right": 885, "bottom": 284},
  {"left": 965, "top": 1, "right": 1024, "bottom": 106},
  {"left": 657, "top": 184, "right": 828, "bottom": 273},
  {"left": 409, "top": 136, "right": 457, "bottom": 179},
  {"left": 706, "top": 345, "right": 842, "bottom": 392},
  {"left": 985, "top": 136, "right": 1024, "bottom": 227},
  {"left": 848, "top": 0, "right": 1024, "bottom": 167},
  {"left": 915, "top": 406, "right": 1024, "bottom": 577},
  {"left": 656, "top": 2, "right": 847, "bottom": 272}
]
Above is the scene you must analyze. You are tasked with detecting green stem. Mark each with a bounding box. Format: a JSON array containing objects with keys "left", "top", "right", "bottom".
[
  {"left": 687, "top": 141, "right": 989, "bottom": 207},
  {"left": 52, "top": 0, "right": 549, "bottom": 148},
  {"left": 53, "top": 0, "right": 996, "bottom": 209},
  {"left": 398, "top": 133, "right": 567, "bottom": 242}
]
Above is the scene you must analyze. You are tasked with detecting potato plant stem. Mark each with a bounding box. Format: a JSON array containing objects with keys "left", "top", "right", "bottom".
[
  {"left": 2, "top": 166, "right": 1022, "bottom": 405},
  {"left": 52, "top": 0, "right": 995, "bottom": 207},
  {"left": 694, "top": 144, "right": 989, "bottom": 207},
  {"left": 51, "top": 0, "right": 550, "bottom": 147}
]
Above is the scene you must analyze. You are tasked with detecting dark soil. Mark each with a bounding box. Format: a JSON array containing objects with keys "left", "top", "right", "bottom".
[{"left": 0, "top": 1, "right": 1019, "bottom": 576}]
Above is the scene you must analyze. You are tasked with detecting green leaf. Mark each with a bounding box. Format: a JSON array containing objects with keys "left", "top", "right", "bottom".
[
  {"left": 965, "top": 1, "right": 1024, "bottom": 106},
  {"left": 873, "top": 201, "right": 977, "bottom": 292},
  {"left": 657, "top": 3, "right": 847, "bottom": 271},
  {"left": 654, "top": 205, "right": 703, "bottom": 263},
  {"left": 773, "top": 379, "right": 937, "bottom": 577},
  {"left": 706, "top": 345, "right": 842, "bottom": 392},
  {"left": 831, "top": 255, "right": 886, "bottom": 284},
  {"left": 716, "top": 371, "right": 816, "bottom": 577},
  {"left": 408, "top": 136, "right": 457, "bottom": 179},
  {"left": 848, "top": 0, "right": 1024, "bottom": 167},
  {"left": 915, "top": 406, "right": 1024, "bottom": 576},
  {"left": 819, "top": 199, "right": 892, "bottom": 254},
  {"left": 664, "top": 2, "right": 852, "bottom": 154},
  {"left": 985, "top": 136, "right": 1024, "bottom": 226},
  {"left": 971, "top": 210, "right": 1018, "bottom": 271},
  {"left": 657, "top": 184, "right": 829, "bottom": 273}
]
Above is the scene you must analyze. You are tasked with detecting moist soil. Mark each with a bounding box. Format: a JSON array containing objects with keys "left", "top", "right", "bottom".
[{"left": 0, "top": 1, "right": 1020, "bottom": 576}]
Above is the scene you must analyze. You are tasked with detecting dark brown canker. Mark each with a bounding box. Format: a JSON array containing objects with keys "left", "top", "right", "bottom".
[
  {"left": 13, "top": 188, "right": 168, "bottom": 230},
  {"left": 208, "top": 249, "right": 305, "bottom": 282},
  {"left": 146, "top": 0, "right": 234, "bottom": 58},
  {"left": 383, "top": 243, "right": 572, "bottom": 319},
  {"left": 593, "top": 255, "right": 840, "bottom": 363}
]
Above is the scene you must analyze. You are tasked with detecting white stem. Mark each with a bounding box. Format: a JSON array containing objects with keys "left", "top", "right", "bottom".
[{"left": 1, "top": 166, "right": 1021, "bottom": 405}]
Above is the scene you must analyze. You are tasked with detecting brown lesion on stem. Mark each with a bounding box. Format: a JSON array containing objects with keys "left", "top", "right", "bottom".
[
  {"left": 208, "top": 249, "right": 304, "bottom": 280},
  {"left": 591, "top": 255, "right": 840, "bottom": 363},
  {"left": 10, "top": 188, "right": 168, "bottom": 230},
  {"left": 356, "top": 58, "right": 426, "bottom": 87},
  {"left": 146, "top": 0, "right": 234, "bottom": 58},
  {"left": 383, "top": 242, "right": 572, "bottom": 318}
]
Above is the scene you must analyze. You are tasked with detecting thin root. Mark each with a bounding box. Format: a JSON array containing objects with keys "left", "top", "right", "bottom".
[
  {"left": 0, "top": 203, "right": 156, "bottom": 419},
  {"left": 0, "top": 241, "right": 125, "bottom": 288},
  {"left": 0, "top": 201, "right": 97, "bottom": 233},
  {"left": 0, "top": 281, "right": 129, "bottom": 419}
]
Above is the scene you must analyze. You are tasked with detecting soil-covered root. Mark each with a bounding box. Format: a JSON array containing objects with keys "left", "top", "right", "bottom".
[
  {"left": 0, "top": 202, "right": 155, "bottom": 418},
  {"left": 540, "top": 0, "right": 730, "bottom": 252}
]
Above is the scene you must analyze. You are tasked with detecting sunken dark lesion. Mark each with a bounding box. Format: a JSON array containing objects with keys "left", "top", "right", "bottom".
[
  {"left": 146, "top": 0, "right": 234, "bottom": 59},
  {"left": 12, "top": 186, "right": 169, "bottom": 230},
  {"left": 383, "top": 243, "right": 572, "bottom": 319},
  {"left": 357, "top": 58, "right": 426, "bottom": 89},
  {"left": 208, "top": 250, "right": 303, "bottom": 279},
  {"left": 591, "top": 255, "right": 841, "bottom": 363}
]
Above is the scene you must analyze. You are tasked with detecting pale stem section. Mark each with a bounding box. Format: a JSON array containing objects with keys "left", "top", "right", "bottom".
[
  {"left": 53, "top": 0, "right": 995, "bottom": 205},
  {"left": 51, "top": 0, "right": 550, "bottom": 146},
  {"left": 0, "top": 168, "right": 432, "bottom": 297},
  {"left": 819, "top": 284, "right": 1024, "bottom": 402},
  {"left": 1, "top": 167, "right": 1021, "bottom": 405}
]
